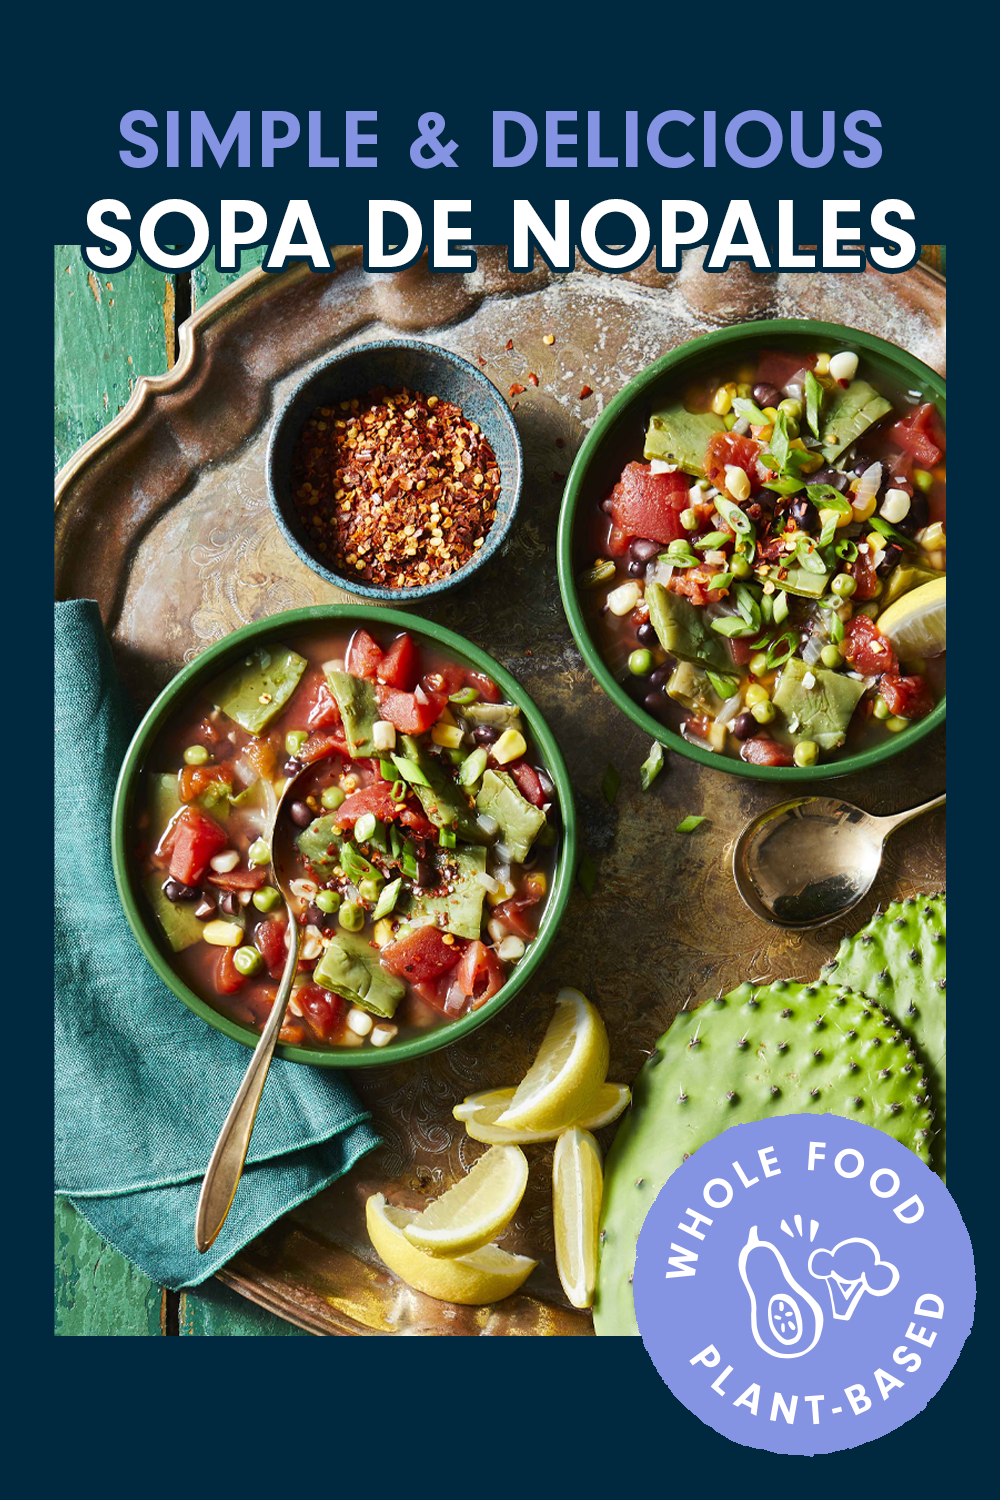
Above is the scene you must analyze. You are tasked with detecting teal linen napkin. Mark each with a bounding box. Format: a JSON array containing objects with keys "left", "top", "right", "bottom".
[{"left": 54, "top": 600, "right": 381, "bottom": 1290}]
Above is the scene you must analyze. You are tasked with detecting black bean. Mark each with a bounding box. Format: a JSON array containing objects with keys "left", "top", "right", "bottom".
[
  {"left": 289, "top": 800, "right": 313, "bottom": 828},
  {"left": 306, "top": 904, "right": 324, "bottom": 927},
  {"left": 627, "top": 559, "right": 645, "bottom": 578},
  {"left": 788, "top": 496, "right": 819, "bottom": 533},
  {"left": 283, "top": 757, "right": 303, "bottom": 777},
  {"left": 895, "top": 491, "right": 928, "bottom": 537},
  {"left": 219, "top": 892, "right": 240, "bottom": 918},
  {"left": 853, "top": 455, "right": 881, "bottom": 480},
  {"left": 601, "top": 497, "right": 615, "bottom": 515},
  {"left": 637, "top": 622, "right": 658, "bottom": 648},
  {"left": 194, "top": 896, "right": 217, "bottom": 921},
  {"left": 732, "top": 711, "right": 756, "bottom": 741},
  {"left": 811, "top": 466, "right": 849, "bottom": 491},
  {"left": 162, "top": 878, "right": 199, "bottom": 903},
  {"left": 650, "top": 665, "right": 671, "bottom": 687},
  {"left": 414, "top": 859, "right": 435, "bottom": 890},
  {"left": 473, "top": 725, "right": 499, "bottom": 746},
  {"left": 643, "top": 691, "right": 665, "bottom": 714},
  {"left": 753, "top": 381, "right": 782, "bottom": 409},
  {"left": 876, "top": 541, "right": 904, "bottom": 577},
  {"left": 630, "top": 538, "right": 660, "bottom": 564}
]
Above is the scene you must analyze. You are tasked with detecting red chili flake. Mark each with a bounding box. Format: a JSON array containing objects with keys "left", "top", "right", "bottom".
[
  {"left": 509, "top": 382, "right": 526, "bottom": 397},
  {"left": 527, "top": 372, "right": 539, "bottom": 386},
  {"left": 477, "top": 355, "right": 487, "bottom": 366},
  {"left": 504, "top": 339, "right": 513, "bottom": 351},
  {"left": 289, "top": 386, "right": 501, "bottom": 590},
  {"left": 580, "top": 385, "right": 593, "bottom": 400}
]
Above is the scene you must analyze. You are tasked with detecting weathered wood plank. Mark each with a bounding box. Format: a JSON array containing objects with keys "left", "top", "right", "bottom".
[
  {"left": 179, "top": 1280, "right": 312, "bottom": 1336},
  {"left": 54, "top": 248, "right": 176, "bottom": 471},
  {"left": 192, "top": 249, "right": 268, "bottom": 310},
  {"left": 55, "top": 1199, "right": 165, "bottom": 1336}
]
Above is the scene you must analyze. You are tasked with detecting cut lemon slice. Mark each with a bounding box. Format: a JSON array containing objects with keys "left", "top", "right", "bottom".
[
  {"left": 496, "top": 989, "right": 610, "bottom": 1131},
  {"left": 553, "top": 1128, "right": 603, "bottom": 1309},
  {"left": 454, "top": 1082, "right": 631, "bottom": 1144},
  {"left": 366, "top": 1195, "right": 537, "bottom": 1305},
  {"left": 876, "top": 576, "right": 946, "bottom": 660},
  {"left": 401, "top": 1144, "right": 528, "bottom": 1257}
]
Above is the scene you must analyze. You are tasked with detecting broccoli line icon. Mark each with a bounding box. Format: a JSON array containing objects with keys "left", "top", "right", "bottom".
[{"left": 807, "top": 1237, "right": 899, "bottom": 1322}]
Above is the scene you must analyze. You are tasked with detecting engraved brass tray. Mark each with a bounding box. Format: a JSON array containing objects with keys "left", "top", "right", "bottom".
[{"left": 55, "top": 248, "right": 945, "bottom": 1334}]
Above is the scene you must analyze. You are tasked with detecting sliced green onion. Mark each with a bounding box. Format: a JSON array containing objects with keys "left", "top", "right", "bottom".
[
  {"left": 640, "top": 741, "right": 665, "bottom": 791},
  {"left": 390, "top": 754, "right": 430, "bottom": 787},
  {"left": 714, "top": 495, "right": 753, "bottom": 536},
  {"left": 601, "top": 764, "right": 621, "bottom": 806},
  {"left": 818, "top": 511, "right": 839, "bottom": 547},
  {"left": 663, "top": 540, "right": 700, "bottom": 568},
  {"left": 695, "top": 531, "right": 731, "bottom": 551},
  {"left": 732, "top": 396, "right": 768, "bottom": 425},
  {"left": 710, "top": 572, "right": 734, "bottom": 592},
  {"left": 390, "top": 780, "right": 407, "bottom": 802},
  {"left": 675, "top": 815, "right": 706, "bottom": 834},
  {"left": 354, "top": 812, "right": 377, "bottom": 842},
  {"left": 868, "top": 515, "right": 916, "bottom": 548},
  {"left": 761, "top": 475, "right": 805, "bottom": 497},
  {"left": 796, "top": 537, "right": 828, "bottom": 574},
  {"left": 835, "top": 539, "right": 859, "bottom": 561},
  {"left": 458, "top": 747, "right": 488, "bottom": 786},
  {"left": 773, "top": 590, "right": 789, "bottom": 624},
  {"left": 378, "top": 758, "right": 396, "bottom": 781},
  {"left": 766, "top": 631, "right": 798, "bottom": 669},
  {"left": 829, "top": 612, "right": 846, "bottom": 644},
  {"left": 734, "top": 581, "right": 762, "bottom": 629},
  {"left": 438, "top": 827, "right": 457, "bottom": 848},
  {"left": 372, "top": 878, "right": 402, "bottom": 921},
  {"left": 805, "top": 484, "right": 851, "bottom": 514},
  {"left": 711, "top": 616, "right": 757, "bottom": 639},
  {"left": 805, "top": 369, "right": 824, "bottom": 440},
  {"left": 449, "top": 686, "right": 480, "bottom": 705},
  {"left": 706, "top": 671, "right": 738, "bottom": 700}
]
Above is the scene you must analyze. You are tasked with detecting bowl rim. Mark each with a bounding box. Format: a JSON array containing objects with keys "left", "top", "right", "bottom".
[
  {"left": 265, "top": 337, "right": 524, "bottom": 604},
  {"left": 111, "top": 604, "right": 577, "bottom": 1068},
  {"left": 556, "top": 317, "right": 946, "bottom": 782}
]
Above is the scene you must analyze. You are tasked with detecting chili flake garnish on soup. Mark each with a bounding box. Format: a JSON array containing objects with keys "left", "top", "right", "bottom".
[
  {"left": 290, "top": 386, "right": 502, "bottom": 588},
  {"left": 581, "top": 347, "right": 945, "bottom": 767},
  {"left": 133, "top": 627, "right": 559, "bottom": 1051}
]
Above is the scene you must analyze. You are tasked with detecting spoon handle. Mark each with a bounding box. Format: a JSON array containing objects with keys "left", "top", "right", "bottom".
[
  {"left": 878, "top": 792, "right": 946, "bottom": 836},
  {"left": 195, "top": 912, "right": 301, "bottom": 1253}
]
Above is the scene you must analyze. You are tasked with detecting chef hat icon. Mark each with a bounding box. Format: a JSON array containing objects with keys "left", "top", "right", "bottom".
[{"left": 807, "top": 1238, "right": 899, "bottom": 1321}]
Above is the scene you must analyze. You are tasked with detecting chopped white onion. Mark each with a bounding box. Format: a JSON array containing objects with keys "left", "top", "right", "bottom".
[
  {"left": 290, "top": 877, "right": 318, "bottom": 901},
  {"left": 716, "top": 693, "right": 744, "bottom": 728},
  {"left": 649, "top": 458, "right": 677, "bottom": 474},
  {"left": 476, "top": 813, "right": 500, "bottom": 838},
  {"left": 646, "top": 560, "right": 674, "bottom": 587},
  {"left": 477, "top": 872, "right": 500, "bottom": 894},
  {"left": 209, "top": 849, "right": 240, "bottom": 873},
  {"left": 801, "top": 635, "right": 825, "bottom": 666}
]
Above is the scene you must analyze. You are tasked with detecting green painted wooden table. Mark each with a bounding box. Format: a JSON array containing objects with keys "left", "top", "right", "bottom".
[{"left": 54, "top": 246, "right": 311, "bottom": 1336}]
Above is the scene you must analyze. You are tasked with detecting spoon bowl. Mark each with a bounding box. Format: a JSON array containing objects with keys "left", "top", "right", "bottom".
[{"left": 732, "top": 793, "right": 945, "bottom": 929}]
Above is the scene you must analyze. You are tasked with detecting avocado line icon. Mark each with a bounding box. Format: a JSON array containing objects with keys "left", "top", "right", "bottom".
[{"left": 738, "top": 1225, "right": 825, "bottom": 1360}]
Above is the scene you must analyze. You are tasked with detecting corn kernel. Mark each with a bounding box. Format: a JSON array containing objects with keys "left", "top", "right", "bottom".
[
  {"left": 524, "top": 872, "right": 547, "bottom": 899},
  {"left": 432, "top": 723, "right": 464, "bottom": 750},
  {"left": 745, "top": 683, "right": 770, "bottom": 707},
  {"left": 711, "top": 383, "right": 735, "bottom": 416},
  {"left": 491, "top": 728, "right": 527, "bottom": 764},
  {"left": 866, "top": 532, "right": 883, "bottom": 553},
  {"left": 814, "top": 353, "right": 831, "bottom": 376},
  {"left": 488, "top": 877, "right": 516, "bottom": 907},
  {"left": 919, "top": 521, "right": 946, "bottom": 551},
  {"left": 762, "top": 406, "right": 779, "bottom": 424},
  {"left": 372, "top": 919, "right": 394, "bottom": 948},
  {"left": 202, "top": 920, "right": 244, "bottom": 948},
  {"left": 820, "top": 505, "right": 853, "bottom": 532},
  {"left": 852, "top": 492, "right": 878, "bottom": 523}
]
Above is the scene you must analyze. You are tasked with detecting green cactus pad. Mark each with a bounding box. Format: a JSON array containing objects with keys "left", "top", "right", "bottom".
[
  {"left": 820, "top": 894, "right": 946, "bottom": 1174},
  {"left": 593, "top": 980, "right": 935, "bottom": 1338}
]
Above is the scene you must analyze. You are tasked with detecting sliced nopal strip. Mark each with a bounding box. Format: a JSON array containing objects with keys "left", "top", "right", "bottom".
[{"left": 593, "top": 980, "right": 935, "bottom": 1338}]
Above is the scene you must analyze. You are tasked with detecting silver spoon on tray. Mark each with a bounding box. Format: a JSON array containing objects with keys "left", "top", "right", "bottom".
[
  {"left": 732, "top": 792, "right": 945, "bottom": 929},
  {"left": 194, "top": 771, "right": 315, "bottom": 1253}
]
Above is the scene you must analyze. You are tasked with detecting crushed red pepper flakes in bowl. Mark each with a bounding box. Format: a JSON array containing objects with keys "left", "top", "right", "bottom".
[{"left": 289, "top": 386, "right": 502, "bottom": 591}]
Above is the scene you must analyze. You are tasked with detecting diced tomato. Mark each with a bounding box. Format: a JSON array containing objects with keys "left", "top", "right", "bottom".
[
  {"left": 847, "top": 549, "right": 879, "bottom": 601},
  {"left": 888, "top": 403, "right": 944, "bottom": 470},
  {"left": 178, "top": 762, "right": 233, "bottom": 804},
  {"left": 334, "top": 781, "right": 435, "bottom": 837},
  {"left": 609, "top": 462, "right": 690, "bottom": 545},
  {"left": 299, "top": 730, "right": 349, "bottom": 764},
  {"left": 305, "top": 680, "right": 344, "bottom": 730},
  {"left": 729, "top": 638, "right": 755, "bottom": 666},
  {"left": 756, "top": 349, "right": 814, "bottom": 390},
  {"left": 606, "top": 523, "right": 631, "bottom": 557},
  {"left": 207, "top": 866, "right": 267, "bottom": 892},
  {"left": 465, "top": 671, "right": 502, "bottom": 704},
  {"left": 410, "top": 975, "right": 450, "bottom": 1012},
  {"left": 242, "top": 738, "right": 276, "bottom": 780},
  {"left": 456, "top": 941, "right": 507, "bottom": 1007},
  {"left": 215, "top": 947, "right": 246, "bottom": 995},
  {"left": 256, "top": 917, "right": 288, "bottom": 979},
  {"left": 668, "top": 564, "right": 726, "bottom": 608},
  {"left": 703, "top": 432, "right": 769, "bottom": 492},
  {"left": 842, "top": 615, "right": 898, "bottom": 677},
  {"left": 295, "top": 984, "right": 346, "bottom": 1043},
  {"left": 492, "top": 897, "right": 538, "bottom": 942},
  {"left": 879, "top": 672, "right": 934, "bottom": 720},
  {"left": 376, "top": 633, "right": 419, "bottom": 691},
  {"left": 168, "top": 806, "right": 229, "bottom": 885},
  {"left": 507, "top": 760, "right": 546, "bottom": 808},
  {"left": 740, "top": 737, "right": 795, "bottom": 767},
  {"left": 376, "top": 684, "right": 446, "bottom": 734},
  {"left": 380, "top": 926, "right": 463, "bottom": 984},
  {"left": 346, "top": 628, "right": 384, "bottom": 679}
]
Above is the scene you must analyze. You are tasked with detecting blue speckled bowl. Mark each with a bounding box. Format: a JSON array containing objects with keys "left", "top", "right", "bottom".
[{"left": 266, "top": 339, "right": 524, "bottom": 603}]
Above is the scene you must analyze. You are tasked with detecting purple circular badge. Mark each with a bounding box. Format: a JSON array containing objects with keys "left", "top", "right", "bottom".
[{"left": 633, "top": 1115, "right": 974, "bottom": 1455}]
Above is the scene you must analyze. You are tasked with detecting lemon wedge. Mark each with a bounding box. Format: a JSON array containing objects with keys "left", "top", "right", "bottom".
[
  {"left": 366, "top": 1195, "right": 537, "bottom": 1305},
  {"left": 400, "top": 1144, "right": 528, "bottom": 1257},
  {"left": 876, "top": 576, "right": 946, "bottom": 660},
  {"left": 552, "top": 1128, "right": 603, "bottom": 1309},
  {"left": 496, "top": 989, "right": 610, "bottom": 1132},
  {"left": 454, "top": 1082, "right": 631, "bottom": 1144}
]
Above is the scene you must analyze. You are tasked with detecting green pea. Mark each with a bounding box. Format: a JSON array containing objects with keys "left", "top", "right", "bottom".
[
  {"left": 886, "top": 716, "right": 909, "bottom": 733},
  {"left": 321, "top": 786, "right": 346, "bottom": 811},
  {"left": 285, "top": 729, "right": 309, "bottom": 757},
  {"left": 793, "top": 740, "right": 819, "bottom": 767},
  {"left": 628, "top": 648, "right": 654, "bottom": 677},
  {"left": 912, "top": 468, "right": 934, "bottom": 494},
  {"left": 778, "top": 398, "right": 803, "bottom": 421},
  {"left": 248, "top": 838, "right": 271, "bottom": 867},
  {"left": 873, "top": 698, "right": 892, "bottom": 721},
  {"left": 359, "top": 878, "right": 383, "bottom": 906},
  {"left": 338, "top": 901, "right": 364, "bottom": 932},
  {"left": 680, "top": 508, "right": 698, "bottom": 531},
  {"left": 749, "top": 652, "right": 769, "bottom": 676},
  {"left": 315, "top": 889, "right": 340, "bottom": 914},
  {"left": 751, "top": 700, "right": 776, "bottom": 725},
  {"left": 820, "top": 644, "right": 843, "bottom": 669},
  {"left": 730, "top": 554, "right": 751, "bottom": 579},
  {"left": 233, "top": 946, "right": 264, "bottom": 977},
  {"left": 831, "top": 573, "right": 857, "bottom": 597},
  {"left": 252, "top": 885, "right": 281, "bottom": 913},
  {"left": 183, "top": 744, "right": 209, "bottom": 766}
]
